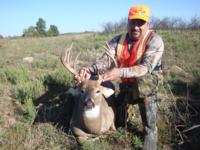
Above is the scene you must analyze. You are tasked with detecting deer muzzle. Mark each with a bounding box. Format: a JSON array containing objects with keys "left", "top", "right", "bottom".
[{"left": 84, "top": 98, "right": 95, "bottom": 109}]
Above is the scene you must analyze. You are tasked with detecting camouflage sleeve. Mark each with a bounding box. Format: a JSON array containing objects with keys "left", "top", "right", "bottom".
[
  {"left": 142, "top": 32, "right": 164, "bottom": 73},
  {"left": 88, "top": 35, "right": 120, "bottom": 75},
  {"left": 119, "top": 32, "right": 164, "bottom": 78}
]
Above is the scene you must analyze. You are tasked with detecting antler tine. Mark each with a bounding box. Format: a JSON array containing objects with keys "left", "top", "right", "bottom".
[
  {"left": 105, "top": 41, "right": 112, "bottom": 50},
  {"left": 103, "top": 41, "right": 117, "bottom": 67},
  {"left": 74, "top": 51, "right": 81, "bottom": 71},
  {"left": 67, "top": 43, "right": 73, "bottom": 64},
  {"left": 60, "top": 43, "right": 77, "bottom": 75}
]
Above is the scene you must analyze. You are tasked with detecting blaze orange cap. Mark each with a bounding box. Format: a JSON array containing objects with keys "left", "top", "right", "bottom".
[{"left": 128, "top": 5, "right": 150, "bottom": 22}]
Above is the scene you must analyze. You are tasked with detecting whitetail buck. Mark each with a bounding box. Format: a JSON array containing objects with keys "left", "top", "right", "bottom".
[{"left": 60, "top": 43, "right": 116, "bottom": 143}]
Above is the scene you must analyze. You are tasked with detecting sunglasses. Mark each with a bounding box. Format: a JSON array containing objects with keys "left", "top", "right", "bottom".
[{"left": 128, "top": 19, "right": 146, "bottom": 27}]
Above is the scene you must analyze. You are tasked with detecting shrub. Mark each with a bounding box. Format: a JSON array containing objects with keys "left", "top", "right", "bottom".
[
  {"left": 32, "top": 57, "right": 58, "bottom": 70},
  {"left": 14, "top": 80, "right": 43, "bottom": 103},
  {"left": 41, "top": 68, "right": 74, "bottom": 94},
  {"left": 131, "top": 135, "right": 143, "bottom": 149},
  {"left": 22, "top": 98, "right": 37, "bottom": 124},
  {"left": 4, "top": 67, "right": 30, "bottom": 85}
]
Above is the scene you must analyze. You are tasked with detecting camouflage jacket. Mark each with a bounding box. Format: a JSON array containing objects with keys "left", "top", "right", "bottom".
[
  {"left": 89, "top": 30, "right": 164, "bottom": 97},
  {"left": 89, "top": 31, "right": 164, "bottom": 75}
]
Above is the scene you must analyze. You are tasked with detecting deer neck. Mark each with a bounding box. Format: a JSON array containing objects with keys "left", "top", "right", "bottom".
[{"left": 83, "top": 105, "right": 101, "bottom": 119}]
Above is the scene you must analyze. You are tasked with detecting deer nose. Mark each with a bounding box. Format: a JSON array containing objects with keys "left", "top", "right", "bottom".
[{"left": 84, "top": 98, "right": 94, "bottom": 109}]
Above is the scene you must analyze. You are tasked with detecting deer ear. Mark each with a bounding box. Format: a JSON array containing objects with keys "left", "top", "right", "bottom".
[{"left": 100, "top": 86, "right": 114, "bottom": 98}]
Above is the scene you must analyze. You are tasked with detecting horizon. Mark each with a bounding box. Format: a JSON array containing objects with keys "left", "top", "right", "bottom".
[{"left": 1, "top": 0, "right": 200, "bottom": 37}]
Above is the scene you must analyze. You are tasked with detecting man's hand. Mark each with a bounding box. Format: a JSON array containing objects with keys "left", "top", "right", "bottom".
[
  {"left": 75, "top": 68, "right": 91, "bottom": 81},
  {"left": 102, "top": 68, "right": 120, "bottom": 81}
]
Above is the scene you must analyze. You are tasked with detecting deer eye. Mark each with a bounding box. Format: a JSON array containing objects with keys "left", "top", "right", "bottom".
[{"left": 96, "top": 90, "right": 100, "bottom": 93}]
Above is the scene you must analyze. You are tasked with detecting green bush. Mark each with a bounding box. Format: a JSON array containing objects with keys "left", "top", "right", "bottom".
[
  {"left": 131, "top": 135, "right": 143, "bottom": 149},
  {"left": 192, "top": 69, "right": 200, "bottom": 81},
  {"left": 14, "top": 80, "right": 43, "bottom": 103},
  {"left": 4, "top": 67, "right": 30, "bottom": 85},
  {"left": 22, "top": 98, "right": 37, "bottom": 124},
  {"left": 41, "top": 68, "right": 74, "bottom": 94},
  {"left": 32, "top": 58, "right": 58, "bottom": 70}
]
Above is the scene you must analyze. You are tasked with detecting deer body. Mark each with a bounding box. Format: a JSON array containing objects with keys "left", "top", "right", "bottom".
[
  {"left": 60, "top": 44, "right": 117, "bottom": 143},
  {"left": 70, "top": 80, "right": 116, "bottom": 143}
]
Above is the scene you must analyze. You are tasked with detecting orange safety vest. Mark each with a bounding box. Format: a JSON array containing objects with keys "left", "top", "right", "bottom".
[{"left": 116, "top": 30, "right": 152, "bottom": 84}]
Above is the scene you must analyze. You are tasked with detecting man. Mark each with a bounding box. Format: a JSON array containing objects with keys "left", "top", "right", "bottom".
[{"left": 76, "top": 5, "right": 164, "bottom": 150}]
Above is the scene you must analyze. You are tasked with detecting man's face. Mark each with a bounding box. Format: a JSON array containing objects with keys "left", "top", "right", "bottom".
[{"left": 127, "top": 19, "right": 149, "bottom": 41}]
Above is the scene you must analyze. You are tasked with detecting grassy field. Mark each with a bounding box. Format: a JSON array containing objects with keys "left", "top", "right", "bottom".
[{"left": 0, "top": 30, "right": 200, "bottom": 150}]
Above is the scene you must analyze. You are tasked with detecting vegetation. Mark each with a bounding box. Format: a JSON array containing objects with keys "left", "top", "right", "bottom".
[
  {"left": 0, "top": 28, "right": 200, "bottom": 149},
  {"left": 36, "top": 18, "right": 46, "bottom": 35},
  {"left": 23, "top": 18, "right": 59, "bottom": 37},
  {"left": 47, "top": 25, "right": 60, "bottom": 36},
  {"left": 102, "top": 16, "right": 200, "bottom": 34}
]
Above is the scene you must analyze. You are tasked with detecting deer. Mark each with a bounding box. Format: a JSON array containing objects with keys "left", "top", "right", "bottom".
[{"left": 60, "top": 43, "right": 117, "bottom": 143}]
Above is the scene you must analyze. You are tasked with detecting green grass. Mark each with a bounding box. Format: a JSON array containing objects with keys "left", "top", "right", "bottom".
[
  {"left": 1, "top": 123, "right": 77, "bottom": 150},
  {"left": 0, "top": 31, "right": 200, "bottom": 149},
  {"left": 159, "top": 30, "right": 200, "bottom": 72}
]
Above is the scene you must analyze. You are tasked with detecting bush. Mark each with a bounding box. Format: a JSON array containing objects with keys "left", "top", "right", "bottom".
[
  {"left": 4, "top": 67, "right": 30, "bottom": 85},
  {"left": 41, "top": 68, "right": 74, "bottom": 94},
  {"left": 47, "top": 25, "right": 59, "bottom": 36},
  {"left": 22, "top": 98, "right": 37, "bottom": 124},
  {"left": 22, "top": 18, "right": 60, "bottom": 37},
  {"left": 14, "top": 80, "right": 43, "bottom": 103}
]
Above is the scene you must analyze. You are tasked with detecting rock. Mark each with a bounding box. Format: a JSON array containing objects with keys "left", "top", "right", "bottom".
[{"left": 23, "top": 57, "right": 34, "bottom": 63}]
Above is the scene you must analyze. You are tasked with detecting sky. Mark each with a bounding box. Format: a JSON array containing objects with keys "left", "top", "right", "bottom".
[{"left": 1, "top": 0, "right": 200, "bottom": 37}]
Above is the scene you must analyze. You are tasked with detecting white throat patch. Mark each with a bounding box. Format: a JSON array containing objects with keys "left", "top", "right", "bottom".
[{"left": 84, "top": 105, "right": 100, "bottom": 118}]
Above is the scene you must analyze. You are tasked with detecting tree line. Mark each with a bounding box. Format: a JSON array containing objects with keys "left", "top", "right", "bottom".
[
  {"left": 1, "top": 16, "right": 200, "bottom": 38},
  {"left": 22, "top": 18, "right": 59, "bottom": 37},
  {"left": 102, "top": 16, "right": 200, "bottom": 34}
]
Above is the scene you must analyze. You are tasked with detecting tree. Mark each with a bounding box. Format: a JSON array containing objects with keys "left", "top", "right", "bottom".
[
  {"left": 22, "top": 18, "right": 60, "bottom": 37},
  {"left": 36, "top": 18, "right": 46, "bottom": 36},
  {"left": 22, "top": 26, "right": 39, "bottom": 37},
  {"left": 102, "top": 17, "right": 127, "bottom": 34},
  {"left": 47, "top": 25, "right": 59, "bottom": 36},
  {"left": 188, "top": 16, "right": 200, "bottom": 30}
]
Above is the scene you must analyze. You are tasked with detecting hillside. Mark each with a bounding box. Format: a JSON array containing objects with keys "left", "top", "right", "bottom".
[{"left": 0, "top": 30, "right": 200, "bottom": 150}]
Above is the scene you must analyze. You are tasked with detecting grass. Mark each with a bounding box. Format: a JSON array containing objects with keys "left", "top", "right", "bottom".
[
  {"left": 1, "top": 123, "right": 77, "bottom": 150},
  {"left": 159, "top": 30, "right": 200, "bottom": 72},
  {"left": 0, "top": 30, "right": 200, "bottom": 149}
]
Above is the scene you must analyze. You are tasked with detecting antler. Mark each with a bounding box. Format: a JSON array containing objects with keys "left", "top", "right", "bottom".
[
  {"left": 60, "top": 43, "right": 78, "bottom": 75},
  {"left": 61, "top": 42, "right": 117, "bottom": 84},
  {"left": 97, "top": 41, "right": 118, "bottom": 83},
  {"left": 103, "top": 41, "right": 118, "bottom": 67}
]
